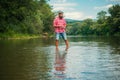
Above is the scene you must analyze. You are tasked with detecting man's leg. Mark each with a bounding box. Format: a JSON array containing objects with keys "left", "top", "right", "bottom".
[
  {"left": 55, "top": 33, "right": 59, "bottom": 50},
  {"left": 65, "top": 40, "right": 69, "bottom": 51},
  {"left": 61, "top": 32, "right": 69, "bottom": 51},
  {"left": 55, "top": 40, "right": 59, "bottom": 50}
]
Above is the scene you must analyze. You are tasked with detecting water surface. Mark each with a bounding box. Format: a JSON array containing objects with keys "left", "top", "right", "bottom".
[{"left": 0, "top": 36, "right": 120, "bottom": 80}]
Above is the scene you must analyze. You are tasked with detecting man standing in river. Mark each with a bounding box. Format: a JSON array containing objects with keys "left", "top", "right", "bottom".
[{"left": 53, "top": 11, "right": 69, "bottom": 51}]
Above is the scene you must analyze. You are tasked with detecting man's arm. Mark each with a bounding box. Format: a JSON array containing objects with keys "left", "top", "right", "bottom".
[
  {"left": 53, "top": 19, "right": 60, "bottom": 28},
  {"left": 61, "top": 19, "right": 66, "bottom": 29}
]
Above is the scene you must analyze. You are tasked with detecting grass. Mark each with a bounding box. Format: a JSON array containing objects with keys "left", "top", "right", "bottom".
[{"left": 0, "top": 33, "right": 41, "bottom": 39}]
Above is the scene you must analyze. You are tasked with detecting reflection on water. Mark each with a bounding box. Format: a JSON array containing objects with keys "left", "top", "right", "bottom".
[
  {"left": 0, "top": 36, "right": 120, "bottom": 80},
  {"left": 54, "top": 49, "right": 67, "bottom": 79}
]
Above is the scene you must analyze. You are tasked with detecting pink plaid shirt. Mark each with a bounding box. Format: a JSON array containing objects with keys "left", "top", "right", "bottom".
[{"left": 53, "top": 17, "right": 66, "bottom": 33}]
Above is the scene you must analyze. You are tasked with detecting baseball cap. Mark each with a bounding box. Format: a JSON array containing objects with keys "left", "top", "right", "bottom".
[{"left": 58, "top": 11, "right": 63, "bottom": 14}]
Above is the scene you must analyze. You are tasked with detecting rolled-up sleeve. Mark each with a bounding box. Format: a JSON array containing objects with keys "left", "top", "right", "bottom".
[
  {"left": 64, "top": 20, "right": 66, "bottom": 27},
  {"left": 62, "top": 20, "right": 66, "bottom": 28}
]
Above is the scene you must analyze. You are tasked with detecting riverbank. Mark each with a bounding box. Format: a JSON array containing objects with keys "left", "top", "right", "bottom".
[
  {"left": 0, "top": 33, "right": 42, "bottom": 40},
  {"left": 0, "top": 33, "right": 119, "bottom": 40}
]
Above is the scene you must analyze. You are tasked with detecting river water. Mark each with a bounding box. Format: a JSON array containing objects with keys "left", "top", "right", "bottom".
[{"left": 0, "top": 36, "right": 120, "bottom": 80}]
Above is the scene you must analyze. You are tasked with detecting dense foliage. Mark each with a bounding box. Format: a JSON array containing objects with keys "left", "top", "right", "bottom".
[
  {"left": 67, "top": 4, "right": 120, "bottom": 36},
  {"left": 0, "top": 0, "right": 54, "bottom": 35},
  {"left": 0, "top": 1, "right": 119, "bottom": 37}
]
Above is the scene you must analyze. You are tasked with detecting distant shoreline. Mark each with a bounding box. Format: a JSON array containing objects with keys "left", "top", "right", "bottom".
[{"left": 0, "top": 34, "right": 120, "bottom": 40}]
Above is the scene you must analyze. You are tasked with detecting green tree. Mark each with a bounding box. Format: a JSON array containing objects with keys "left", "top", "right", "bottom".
[
  {"left": 0, "top": 0, "right": 54, "bottom": 36},
  {"left": 39, "top": 0, "right": 54, "bottom": 33},
  {"left": 107, "top": 4, "right": 120, "bottom": 35},
  {"left": 94, "top": 11, "right": 108, "bottom": 35},
  {"left": 97, "top": 11, "right": 107, "bottom": 20},
  {"left": 80, "top": 19, "right": 94, "bottom": 35}
]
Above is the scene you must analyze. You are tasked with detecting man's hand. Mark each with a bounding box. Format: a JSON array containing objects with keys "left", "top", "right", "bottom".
[{"left": 60, "top": 26, "right": 65, "bottom": 29}]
